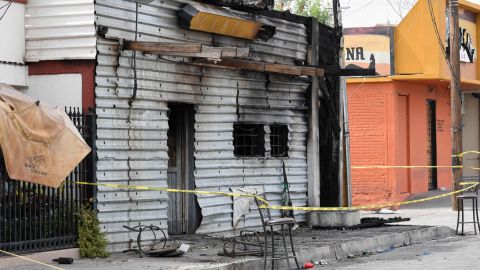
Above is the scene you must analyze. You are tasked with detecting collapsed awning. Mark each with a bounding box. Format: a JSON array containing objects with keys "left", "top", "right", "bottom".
[
  {"left": 177, "top": 2, "right": 276, "bottom": 40},
  {"left": 0, "top": 84, "right": 91, "bottom": 188}
]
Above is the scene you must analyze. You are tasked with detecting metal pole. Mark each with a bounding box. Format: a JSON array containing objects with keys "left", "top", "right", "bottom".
[{"left": 449, "top": 0, "right": 463, "bottom": 210}]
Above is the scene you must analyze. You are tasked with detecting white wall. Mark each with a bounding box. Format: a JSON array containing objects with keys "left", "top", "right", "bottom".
[
  {"left": 20, "top": 74, "right": 82, "bottom": 110},
  {"left": 0, "top": 1, "right": 25, "bottom": 63},
  {"left": 25, "top": 0, "right": 96, "bottom": 61},
  {"left": 0, "top": 63, "right": 28, "bottom": 87},
  {"left": 0, "top": 1, "right": 27, "bottom": 87}
]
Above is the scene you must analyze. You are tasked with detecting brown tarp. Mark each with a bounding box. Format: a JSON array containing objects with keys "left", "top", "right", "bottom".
[{"left": 0, "top": 84, "right": 91, "bottom": 188}]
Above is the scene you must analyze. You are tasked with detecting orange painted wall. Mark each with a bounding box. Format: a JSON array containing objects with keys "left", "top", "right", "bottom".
[{"left": 348, "top": 81, "right": 452, "bottom": 206}]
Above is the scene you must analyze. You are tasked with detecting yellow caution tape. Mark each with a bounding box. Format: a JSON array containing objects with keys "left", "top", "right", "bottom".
[
  {"left": 0, "top": 249, "right": 65, "bottom": 270},
  {"left": 74, "top": 182, "right": 270, "bottom": 206},
  {"left": 453, "top": 151, "right": 480, "bottom": 158},
  {"left": 351, "top": 165, "right": 464, "bottom": 169},
  {"left": 73, "top": 181, "right": 478, "bottom": 212},
  {"left": 459, "top": 181, "right": 480, "bottom": 186},
  {"left": 260, "top": 183, "right": 478, "bottom": 211}
]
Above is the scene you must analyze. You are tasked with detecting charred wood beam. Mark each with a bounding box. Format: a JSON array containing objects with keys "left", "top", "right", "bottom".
[
  {"left": 193, "top": 59, "right": 325, "bottom": 77},
  {"left": 123, "top": 41, "right": 250, "bottom": 59},
  {"left": 124, "top": 41, "right": 202, "bottom": 53}
]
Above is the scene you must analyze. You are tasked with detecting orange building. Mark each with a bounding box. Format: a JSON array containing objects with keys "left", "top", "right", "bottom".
[{"left": 345, "top": 0, "right": 480, "bottom": 206}]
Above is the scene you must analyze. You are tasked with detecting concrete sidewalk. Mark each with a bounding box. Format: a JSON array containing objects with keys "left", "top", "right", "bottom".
[
  {"left": 360, "top": 190, "right": 463, "bottom": 230},
  {"left": 4, "top": 225, "right": 455, "bottom": 270},
  {"left": 3, "top": 191, "right": 465, "bottom": 270}
]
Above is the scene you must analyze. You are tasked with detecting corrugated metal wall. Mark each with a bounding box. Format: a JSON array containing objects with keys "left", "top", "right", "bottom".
[
  {"left": 25, "top": 0, "right": 96, "bottom": 62},
  {"left": 95, "top": 0, "right": 309, "bottom": 251}
]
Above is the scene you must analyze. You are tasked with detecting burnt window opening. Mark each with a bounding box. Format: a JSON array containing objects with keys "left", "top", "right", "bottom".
[
  {"left": 270, "top": 125, "right": 289, "bottom": 157},
  {"left": 233, "top": 124, "right": 265, "bottom": 157}
]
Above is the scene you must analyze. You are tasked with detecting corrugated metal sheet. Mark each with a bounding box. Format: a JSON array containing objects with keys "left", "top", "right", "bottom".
[
  {"left": 25, "top": 0, "right": 96, "bottom": 62},
  {"left": 95, "top": 0, "right": 309, "bottom": 252},
  {"left": 194, "top": 69, "right": 309, "bottom": 234}
]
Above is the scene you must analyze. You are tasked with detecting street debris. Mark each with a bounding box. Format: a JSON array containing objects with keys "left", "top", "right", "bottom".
[
  {"left": 377, "top": 208, "right": 403, "bottom": 214},
  {"left": 350, "top": 217, "right": 411, "bottom": 229},
  {"left": 313, "top": 260, "right": 328, "bottom": 265},
  {"left": 303, "top": 262, "right": 315, "bottom": 268},
  {"left": 123, "top": 225, "right": 187, "bottom": 258},
  {"left": 52, "top": 257, "right": 73, "bottom": 264}
]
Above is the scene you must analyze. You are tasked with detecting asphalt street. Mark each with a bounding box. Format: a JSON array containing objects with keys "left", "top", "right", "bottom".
[{"left": 323, "top": 235, "right": 480, "bottom": 270}]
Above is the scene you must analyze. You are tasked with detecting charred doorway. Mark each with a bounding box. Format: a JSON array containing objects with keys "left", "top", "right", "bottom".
[
  {"left": 167, "top": 103, "right": 200, "bottom": 235},
  {"left": 427, "top": 100, "right": 438, "bottom": 190}
]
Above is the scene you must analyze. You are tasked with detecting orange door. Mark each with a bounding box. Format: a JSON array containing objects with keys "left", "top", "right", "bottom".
[{"left": 397, "top": 95, "right": 410, "bottom": 195}]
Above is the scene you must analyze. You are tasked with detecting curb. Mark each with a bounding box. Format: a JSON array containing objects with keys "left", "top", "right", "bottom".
[{"left": 198, "top": 226, "right": 455, "bottom": 270}]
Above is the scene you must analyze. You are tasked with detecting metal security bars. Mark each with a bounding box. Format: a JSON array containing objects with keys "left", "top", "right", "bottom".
[
  {"left": 233, "top": 124, "right": 265, "bottom": 157},
  {"left": 0, "top": 108, "right": 96, "bottom": 254},
  {"left": 270, "top": 125, "right": 289, "bottom": 157}
]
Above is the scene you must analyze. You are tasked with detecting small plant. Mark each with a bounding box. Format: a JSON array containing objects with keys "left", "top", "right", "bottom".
[{"left": 77, "top": 206, "right": 109, "bottom": 258}]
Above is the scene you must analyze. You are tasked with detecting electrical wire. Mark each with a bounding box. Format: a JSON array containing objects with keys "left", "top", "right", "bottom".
[
  {"left": 0, "top": 0, "right": 14, "bottom": 22},
  {"left": 427, "top": 0, "right": 457, "bottom": 80},
  {"left": 347, "top": 0, "right": 377, "bottom": 14},
  {"left": 386, "top": 0, "right": 405, "bottom": 21},
  {"left": 0, "top": 0, "right": 12, "bottom": 10},
  {"left": 128, "top": 3, "right": 139, "bottom": 106}
]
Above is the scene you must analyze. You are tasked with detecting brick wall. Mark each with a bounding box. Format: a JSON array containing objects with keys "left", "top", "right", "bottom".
[
  {"left": 347, "top": 81, "right": 452, "bottom": 207},
  {"left": 348, "top": 83, "right": 391, "bottom": 205}
]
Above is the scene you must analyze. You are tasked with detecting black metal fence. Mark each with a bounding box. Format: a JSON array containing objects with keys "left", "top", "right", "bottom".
[{"left": 0, "top": 108, "right": 96, "bottom": 254}]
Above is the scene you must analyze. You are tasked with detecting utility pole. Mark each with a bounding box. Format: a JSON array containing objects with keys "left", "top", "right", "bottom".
[{"left": 449, "top": 0, "right": 462, "bottom": 210}]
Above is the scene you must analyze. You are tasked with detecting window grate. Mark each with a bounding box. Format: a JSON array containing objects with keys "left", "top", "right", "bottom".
[
  {"left": 233, "top": 124, "right": 265, "bottom": 157},
  {"left": 270, "top": 125, "right": 288, "bottom": 157}
]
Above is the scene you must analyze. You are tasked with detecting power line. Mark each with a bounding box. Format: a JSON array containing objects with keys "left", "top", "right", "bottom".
[
  {"left": 347, "top": 0, "right": 377, "bottom": 15},
  {"left": 427, "top": 0, "right": 457, "bottom": 80},
  {"left": 0, "top": 0, "right": 12, "bottom": 10},
  {"left": 0, "top": 0, "right": 13, "bottom": 22}
]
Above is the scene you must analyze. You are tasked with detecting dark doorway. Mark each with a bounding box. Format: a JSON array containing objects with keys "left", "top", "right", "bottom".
[
  {"left": 167, "top": 103, "right": 200, "bottom": 235},
  {"left": 427, "top": 100, "right": 438, "bottom": 190}
]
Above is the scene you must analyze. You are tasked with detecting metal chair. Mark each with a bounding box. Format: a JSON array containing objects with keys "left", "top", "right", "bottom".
[
  {"left": 456, "top": 176, "right": 480, "bottom": 235},
  {"left": 254, "top": 196, "right": 300, "bottom": 270}
]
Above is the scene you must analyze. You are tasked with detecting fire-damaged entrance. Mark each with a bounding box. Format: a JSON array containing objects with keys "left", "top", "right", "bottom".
[{"left": 167, "top": 104, "right": 200, "bottom": 235}]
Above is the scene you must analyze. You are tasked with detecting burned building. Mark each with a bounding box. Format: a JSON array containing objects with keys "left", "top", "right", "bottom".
[{"left": 0, "top": 0, "right": 343, "bottom": 253}]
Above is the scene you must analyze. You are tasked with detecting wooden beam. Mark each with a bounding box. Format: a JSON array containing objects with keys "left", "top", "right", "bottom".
[
  {"left": 124, "top": 41, "right": 325, "bottom": 77},
  {"left": 124, "top": 41, "right": 202, "bottom": 54},
  {"left": 124, "top": 41, "right": 250, "bottom": 59},
  {"left": 212, "top": 59, "right": 325, "bottom": 76}
]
